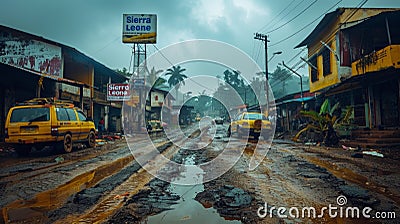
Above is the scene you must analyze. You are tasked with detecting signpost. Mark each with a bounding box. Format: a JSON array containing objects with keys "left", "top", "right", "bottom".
[
  {"left": 122, "top": 14, "right": 157, "bottom": 44},
  {"left": 122, "top": 13, "right": 157, "bottom": 131},
  {"left": 132, "top": 78, "right": 145, "bottom": 88}
]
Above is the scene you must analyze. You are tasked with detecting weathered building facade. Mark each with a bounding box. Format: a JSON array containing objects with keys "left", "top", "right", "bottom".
[
  {"left": 0, "top": 25, "right": 127, "bottom": 140},
  {"left": 296, "top": 8, "right": 400, "bottom": 130}
]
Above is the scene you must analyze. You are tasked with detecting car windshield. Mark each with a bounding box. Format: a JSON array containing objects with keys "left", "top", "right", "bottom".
[
  {"left": 10, "top": 108, "right": 50, "bottom": 123},
  {"left": 243, "top": 113, "right": 267, "bottom": 120}
]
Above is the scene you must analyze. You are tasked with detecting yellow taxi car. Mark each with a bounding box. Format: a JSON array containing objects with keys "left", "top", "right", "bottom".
[
  {"left": 146, "top": 119, "right": 164, "bottom": 133},
  {"left": 228, "top": 112, "right": 271, "bottom": 139},
  {"left": 5, "top": 98, "right": 96, "bottom": 155}
]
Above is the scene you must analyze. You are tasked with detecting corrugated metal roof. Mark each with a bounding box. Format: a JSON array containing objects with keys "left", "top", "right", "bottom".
[{"left": 295, "top": 8, "right": 342, "bottom": 48}]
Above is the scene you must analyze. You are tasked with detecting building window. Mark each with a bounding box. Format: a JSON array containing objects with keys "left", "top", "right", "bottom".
[
  {"left": 322, "top": 47, "right": 331, "bottom": 76},
  {"left": 310, "top": 56, "right": 318, "bottom": 83}
]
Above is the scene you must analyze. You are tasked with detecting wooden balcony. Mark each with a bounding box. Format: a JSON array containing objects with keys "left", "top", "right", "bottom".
[
  {"left": 352, "top": 45, "right": 400, "bottom": 76},
  {"left": 94, "top": 90, "right": 108, "bottom": 105}
]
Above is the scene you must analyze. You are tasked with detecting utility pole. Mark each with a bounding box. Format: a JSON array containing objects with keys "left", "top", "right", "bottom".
[
  {"left": 254, "top": 33, "right": 270, "bottom": 114},
  {"left": 133, "top": 43, "right": 147, "bottom": 132}
]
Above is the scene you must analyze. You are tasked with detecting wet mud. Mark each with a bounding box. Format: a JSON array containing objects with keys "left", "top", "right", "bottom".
[{"left": 2, "top": 125, "right": 400, "bottom": 223}]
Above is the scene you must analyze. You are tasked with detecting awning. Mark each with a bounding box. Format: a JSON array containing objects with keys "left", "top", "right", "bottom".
[
  {"left": 3, "top": 61, "right": 89, "bottom": 88},
  {"left": 274, "top": 96, "right": 315, "bottom": 106}
]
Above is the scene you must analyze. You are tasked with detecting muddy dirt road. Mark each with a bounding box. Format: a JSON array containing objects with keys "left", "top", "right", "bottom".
[{"left": 1, "top": 124, "right": 399, "bottom": 223}]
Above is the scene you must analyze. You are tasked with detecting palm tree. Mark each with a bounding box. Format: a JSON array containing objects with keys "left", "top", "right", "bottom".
[
  {"left": 166, "top": 65, "right": 187, "bottom": 103},
  {"left": 146, "top": 66, "right": 165, "bottom": 88}
]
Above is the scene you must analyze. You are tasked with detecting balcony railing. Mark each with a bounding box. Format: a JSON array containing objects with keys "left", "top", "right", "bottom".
[
  {"left": 94, "top": 90, "right": 107, "bottom": 104},
  {"left": 352, "top": 45, "right": 400, "bottom": 76}
]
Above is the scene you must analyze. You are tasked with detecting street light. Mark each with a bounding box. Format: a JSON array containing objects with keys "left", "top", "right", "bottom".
[
  {"left": 281, "top": 61, "right": 304, "bottom": 107},
  {"left": 269, "top": 51, "right": 282, "bottom": 62}
]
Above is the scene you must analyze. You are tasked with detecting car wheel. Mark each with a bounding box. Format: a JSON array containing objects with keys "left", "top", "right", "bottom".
[
  {"left": 61, "top": 134, "right": 73, "bottom": 153},
  {"left": 86, "top": 131, "right": 96, "bottom": 148}
]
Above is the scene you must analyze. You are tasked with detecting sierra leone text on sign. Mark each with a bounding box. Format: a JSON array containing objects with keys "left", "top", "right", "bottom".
[
  {"left": 122, "top": 14, "right": 157, "bottom": 43},
  {"left": 125, "top": 16, "right": 152, "bottom": 31},
  {"left": 107, "top": 83, "right": 130, "bottom": 101}
]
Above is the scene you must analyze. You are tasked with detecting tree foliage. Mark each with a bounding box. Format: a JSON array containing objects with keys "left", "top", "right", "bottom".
[
  {"left": 293, "top": 99, "right": 340, "bottom": 147},
  {"left": 115, "top": 67, "right": 132, "bottom": 77},
  {"left": 166, "top": 65, "right": 187, "bottom": 89},
  {"left": 146, "top": 67, "right": 165, "bottom": 88},
  {"left": 166, "top": 65, "right": 187, "bottom": 102}
]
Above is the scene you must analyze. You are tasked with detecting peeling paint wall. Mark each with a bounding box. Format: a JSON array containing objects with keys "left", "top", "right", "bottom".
[{"left": 0, "top": 31, "right": 62, "bottom": 78}]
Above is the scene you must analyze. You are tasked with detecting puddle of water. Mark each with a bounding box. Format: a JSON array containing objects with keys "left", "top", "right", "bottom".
[
  {"left": 305, "top": 156, "right": 400, "bottom": 205},
  {"left": 144, "top": 154, "right": 241, "bottom": 224},
  {"left": 1, "top": 156, "right": 133, "bottom": 223}
]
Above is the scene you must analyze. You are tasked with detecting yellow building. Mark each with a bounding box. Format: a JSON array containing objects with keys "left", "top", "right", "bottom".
[{"left": 296, "top": 8, "right": 400, "bottom": 131}]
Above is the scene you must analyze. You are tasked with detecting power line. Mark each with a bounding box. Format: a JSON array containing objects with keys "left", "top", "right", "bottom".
[
  {"left": 295, "top": 62, "right": 307, "bottom": 71},
  {"left": 271, "top": 0, "right": 369, "bottom": 91},
  {"left": 94, "top": 36, "right": 120, "bottom": 54},
  {"left": 266, "top": 0, "right": 319, "bottom": 34},
  {"left": 150, "top": 44, "right": 216, "bottom": 92},
  {"left": 128, "top": 46, "right": 134, "bottom": 74},
  {"left": 266, "top": 0, "right": 309, "bottom": 33},
  {"left": 287, "top": 47, "right": 307, "bottom": 64},
  {"left": 152, "top": 44, "right": 174, "bottom": 67},
  {"left": 253, "top": 41, "right": 264, "bottom": 68},
  {"left": 306, "top": 0, "right": 368, "bottom": 57},
  {"left": 257, "top": 0, "right": 298, "bottom": 33},
  {"left": 270, "top": 0, "right": 342, "bottom": 47}
]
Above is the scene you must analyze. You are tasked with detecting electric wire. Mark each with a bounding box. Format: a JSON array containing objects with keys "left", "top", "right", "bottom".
[
  {"left": 94, "top": 36, "right": 120, "bottom": 54},
  {"left": 128, "top": 46, "right": 134, "bottom": 74},
  {"left": 269, "top": 0, "right": 342, "bottom": 47},
  {"left": 254, "top": 41, "right": 264, "bottom": 69},
  {"left": 151, "top": 44, "right": 216, "bottom": 92},
  {"left": 287, "top": 47, "right": 307, "bottom": 64},
  {"left": 265, "top": 0, "right": 309, "bottom": 33},
  {"left": 257, "top": 0, "right": 298, "bottom": 33},
  {"left": 266, "top": 0, "right": 319, "bottom": 34},
  {"left": 272, "top": 0, "right": 369, "bottom": 95},
  {"left": 306, "top": 0, "right": 368, "bottom": 57}
]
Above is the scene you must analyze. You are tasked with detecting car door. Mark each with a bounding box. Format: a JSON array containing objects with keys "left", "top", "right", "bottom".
[
  {"left": 76, "top": 110, "right": 91, "bottom": 140},
  {"left": 65, "top": 108, "right": 81, "bottom": 141},
  {"left": 56, "top": 107, "right": 80, "bottom": 141}
]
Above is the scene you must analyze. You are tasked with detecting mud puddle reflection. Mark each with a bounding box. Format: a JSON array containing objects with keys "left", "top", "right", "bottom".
[{"left": 144, "top": 154, "right": 240, "bottom": 224}]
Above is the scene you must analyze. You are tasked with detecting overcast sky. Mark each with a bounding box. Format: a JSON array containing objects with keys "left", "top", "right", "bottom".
[{"left": 1, "top": 0, "right": 400, "bottom": 84}]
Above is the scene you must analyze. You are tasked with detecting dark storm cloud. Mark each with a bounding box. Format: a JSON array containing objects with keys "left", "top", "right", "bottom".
[{"left": 1, "top": 0, "right": 400, "bottom": 71}]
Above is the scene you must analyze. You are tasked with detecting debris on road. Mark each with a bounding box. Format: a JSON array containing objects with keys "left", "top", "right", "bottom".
[
  {"left": 114, "top": 192, "right": 130, "bottom": 200},
  {"left": 362, "top": 150, "right": 384, "bottom": 158},
  {"left": 54, "top": 156, "right": 65, "bottom": 163}
]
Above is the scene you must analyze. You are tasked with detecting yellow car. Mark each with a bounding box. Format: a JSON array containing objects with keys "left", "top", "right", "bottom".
[
  {"left": 5, "top": 98, "right": 96, "bottom": 155},
  {"left": 146, "top": 120, "right": 163, "bottom": 132},
  {"left": 228, "top": 112, "right": 271, "bottom": 139}
]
